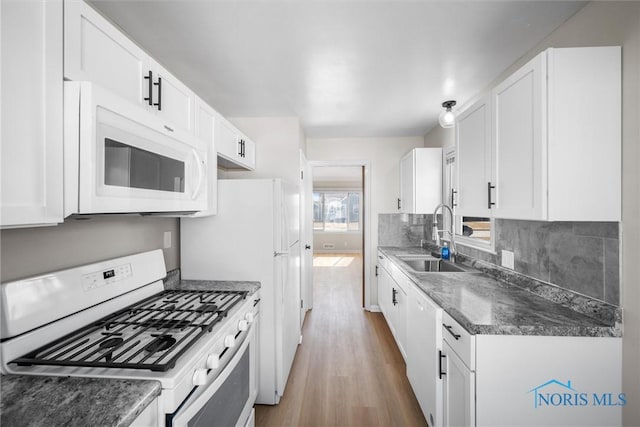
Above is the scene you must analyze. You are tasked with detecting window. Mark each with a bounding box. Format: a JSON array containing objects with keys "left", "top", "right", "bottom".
[
  {"left": 313, "top": 190, "right": 361, "bottom": 232},
  {"left": 443, "top": 149, "right": 495, "bottom": 252}
]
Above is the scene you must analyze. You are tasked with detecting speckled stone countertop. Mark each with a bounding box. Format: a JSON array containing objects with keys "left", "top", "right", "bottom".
[
  {"left": 163, "top": 269, "right": 261, "bottom": 295},
  {"left": 0, "top": 375, "right": 161, "bottom": 427},
  {"left": 379, "top": 246, "right": 621, "bottom": 337}
]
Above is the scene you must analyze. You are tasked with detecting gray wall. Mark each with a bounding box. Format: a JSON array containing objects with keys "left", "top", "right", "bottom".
[{"left": 1, "top": 216, "right": 180, "bottom": 282}]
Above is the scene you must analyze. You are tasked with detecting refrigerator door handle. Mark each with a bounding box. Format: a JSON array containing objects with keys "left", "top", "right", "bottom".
[{"left": 274, "top": 251, "right": 289, "bottom": 257}]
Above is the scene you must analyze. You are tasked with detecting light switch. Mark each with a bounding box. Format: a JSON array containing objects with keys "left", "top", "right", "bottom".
[
  {"left": 501, "top": 250, "right": 515, "bottom": 270},
  {"left": 163, "top": 231, "right": 172, "bottom": 249}
]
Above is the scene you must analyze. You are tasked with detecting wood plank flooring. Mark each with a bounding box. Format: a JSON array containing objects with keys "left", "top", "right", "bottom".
[{"left": 255, "top": 254, "right": 428, "bottom": 427}]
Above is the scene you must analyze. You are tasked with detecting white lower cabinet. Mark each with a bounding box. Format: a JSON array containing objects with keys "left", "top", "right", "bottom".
[
  {"left": 407, "top": 285, "right": 443, "bottom": 427},
  {"left": 441, "top": 314, "right": 475, "bottom": 427},
  {"left": 377, "top": 253, "right": 407, "bottom": 360}
]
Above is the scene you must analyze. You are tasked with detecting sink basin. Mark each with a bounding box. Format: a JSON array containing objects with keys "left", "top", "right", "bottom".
[{"left": 400, "top": 258, "right": 467, "bottom": 273}]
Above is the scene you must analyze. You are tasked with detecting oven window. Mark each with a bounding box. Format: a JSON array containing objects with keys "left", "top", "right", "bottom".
[
  {"left": 104, "top": 138, "right": 185, "bottom": 192},
  {"left": 188, "top": 344, "right": 250, "bottom": 427}
]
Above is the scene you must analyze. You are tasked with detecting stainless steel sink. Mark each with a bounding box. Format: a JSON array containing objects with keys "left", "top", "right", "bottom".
[{"left": 399, "top": 257, "right": 467, "bottom": 273}]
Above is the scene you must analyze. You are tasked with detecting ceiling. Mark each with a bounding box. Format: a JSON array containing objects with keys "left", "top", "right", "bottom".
[{"left": 91, "top": 1, "right": 585, "bottom": 139}]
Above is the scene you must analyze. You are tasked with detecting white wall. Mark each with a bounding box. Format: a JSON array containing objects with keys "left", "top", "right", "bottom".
[
  {"left": 306, "top": 136, "right": 425, "bottom": 307},
  {"left": 222, "top": 116, "right": 305, "bottom": 184},
  {"left": 423, "top": 3, "right": 640, "bottom": 423},
  {"left": 424, "top": 125, "right": 454, "bottom": 149}
]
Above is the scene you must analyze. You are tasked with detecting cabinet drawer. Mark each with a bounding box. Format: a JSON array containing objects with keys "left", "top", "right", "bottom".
[
  {"left": 377, "top": 251, "right": 391, "bottom": 273},
  {"left": 442, "top": 311, "right": 475, "bottom": 370}
]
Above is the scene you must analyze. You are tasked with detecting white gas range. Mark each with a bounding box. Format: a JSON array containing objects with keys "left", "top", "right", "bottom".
[{"left": 0, "top": 250, "right": 260, "bottom": 427}]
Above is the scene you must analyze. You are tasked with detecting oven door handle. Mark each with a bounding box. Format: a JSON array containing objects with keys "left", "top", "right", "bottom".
[{"left": 169, "top": 325, "right": 253, "bottom": 427}]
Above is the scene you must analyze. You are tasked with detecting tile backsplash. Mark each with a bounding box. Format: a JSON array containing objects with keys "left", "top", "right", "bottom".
[{"left": 378, "top": 214, "right": 620, "bottom": 306}]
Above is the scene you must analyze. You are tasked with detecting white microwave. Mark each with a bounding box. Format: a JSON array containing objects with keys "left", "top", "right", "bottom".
[{"left": 64, "top": 81, "right": 208, "bottom": 216}]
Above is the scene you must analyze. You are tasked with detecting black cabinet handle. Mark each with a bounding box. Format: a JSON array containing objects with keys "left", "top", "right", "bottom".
[
  {"left": 153, "top": 76, "right": 162, "bottom": 111},
  {"left": 305, "top": 245, "right": 311, "bottom": 250},
  {"left": 375, "top": 265, "right": 379, "bottom": 277},
  {"left": 444, "top": 324, "right": 461, "bottom": 340},
  {"left": 451, "top": 189, "right": 457, "bottom": 207},
  {"left": 241, "top": 140, "right": 246, "bottom": 157},
  {"left": 238, "top": 139, "right": 243, "bottom": 157},
  {"left": 397, "top": 198, "right": 401, "bottom": 210},
  {"left": 253, "top": 298, "right": 261, "bottom": 307},
  {"left": 392, "top": 288, "right": 398, "bottom": 306},
  {"left": 487, "top": 182, "right": 495, "bottom": 209},
  {"left": 439, "top": 350, "right": 446, "bottom": 379},
  {"left": 378, "top": 255, "right": 383, "bottom": 260},
  {"left": 143, "top": 70, "right": 153, "bottom": 105}
]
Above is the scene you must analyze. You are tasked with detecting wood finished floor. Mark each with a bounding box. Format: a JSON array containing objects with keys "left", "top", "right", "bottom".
[{"left": 255, "top": 254, "right": 428, "bottom": 427}]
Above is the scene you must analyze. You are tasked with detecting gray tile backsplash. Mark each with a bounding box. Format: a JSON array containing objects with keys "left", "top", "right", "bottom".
[
  {"left": 379, "top": 214, "right": 621, "bottom": 306},
  {"left": 378, "top": 213, "right": 431, "bottom": 247}
]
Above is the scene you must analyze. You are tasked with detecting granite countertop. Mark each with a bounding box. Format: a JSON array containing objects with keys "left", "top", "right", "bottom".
[
  {"left": 163, "top": 270, "right": 261, "bottom": 295},
  {"left": 0, "top": 375, "right": 161, "bottom": 427},
  {"left": 378, "top": 246, "right": 621, "bottom": 337}
]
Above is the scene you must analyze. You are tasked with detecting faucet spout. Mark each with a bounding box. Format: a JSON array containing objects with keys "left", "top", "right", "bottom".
[{"left": 432, "top": 203, "right": 456, "bottom": 260}]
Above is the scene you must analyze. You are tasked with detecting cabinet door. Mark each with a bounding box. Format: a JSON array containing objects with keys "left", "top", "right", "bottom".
[
  {"left": 1, "top": 0, "right": 64, "bottom": 228},
  {"left": 151, "top": 59, "right": 195, "bottom": 134},
  {"left": 492, "top": 53, "right": 546, "bottom": 220},
  {"left": 442, "top": 341, "right": 475, "bottom": 427},
  {"left": 399, "top": 151, "right": 414, "bottom": 213},
  {"left": 393, "top": 281, "right": 407, "bottom": 360},
  {"left": 456, "top": 95, "right": 493, "bottom": 217},
  {"left": 216, "top": 118, "right": 242, "bottom": 167},
  {"left": 407, "top": 286, "right": 443, "bottom": 427},
  {"left": 241, "top": 137, "right": 256, "bottom": 170},
  {"left": 192, "top": 96, "right": 218, "bottom": 216},
  {"left": 377, "top": 265, "right": 393, "bottom": 323},
  {"left": 64, "top": 0, "right": 150, "bottom": 108}
]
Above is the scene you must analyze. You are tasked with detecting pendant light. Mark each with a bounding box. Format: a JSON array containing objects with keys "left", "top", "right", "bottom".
[{"left": 438, "top": 100, "right": 457, "bottom": 128}]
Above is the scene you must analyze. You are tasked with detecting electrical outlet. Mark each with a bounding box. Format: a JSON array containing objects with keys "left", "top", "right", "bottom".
[
  {"left": 501, "top": 250, "right": 515, "bottom": 270},
  {"left": 163, "top": 231, "right": 172, "bottom": 249}
]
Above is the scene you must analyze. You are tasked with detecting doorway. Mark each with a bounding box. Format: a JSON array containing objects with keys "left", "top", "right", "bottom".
[{"left": 309, "top": 163, "right": 369, "bottom": 308}]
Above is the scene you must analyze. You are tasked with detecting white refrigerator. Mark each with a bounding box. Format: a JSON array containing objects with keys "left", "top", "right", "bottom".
[{"left": 181, "top": 178, "right": 301, "bottom": 405}]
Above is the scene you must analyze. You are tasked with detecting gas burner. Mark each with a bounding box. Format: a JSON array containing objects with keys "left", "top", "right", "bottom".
[
  {"left": 99, "top": 337, "right": 124, "bottom": 350},
  {"left": 144, "top": 335, "right": 176, "bottom": 355},
  {"left": 196, "top": 304, "right": 218, "bottom": 314},
  {"left": 140, "top": 318, "right": 191, "bottom": 330}
]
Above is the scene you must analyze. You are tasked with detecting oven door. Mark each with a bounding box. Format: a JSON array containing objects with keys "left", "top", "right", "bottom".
[
  {"left": 65, "top": 81, "right": 208, "bottom": 215},
  {"left": 169, "top": 317, "right": 257, "bottom": 427}
]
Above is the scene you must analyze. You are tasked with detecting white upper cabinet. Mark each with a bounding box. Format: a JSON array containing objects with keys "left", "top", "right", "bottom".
[
  {"left": 150, "top": 59, "right": 195, "bottom": 134},
  {"left": 399, "top": 148, "right": 443, "bottom": 214},
  {"left": 455, "top": 95, "right": 493, "bottom": 218},
  {"left": 1, "top": 0, "right": 64, "bottom": 228},
  {"left": 492, "top": 52, "right": 546, "bottom": 220},
  {"left": 65, "top": 0, "right": 195, "bottom": 135},
  {"left": 491, "top": 46, "right": 621, "bottom": 221},
  {"left": 216, "top": 117, "right": 256, "bottom": 170},
  {"left": 64, "top": 0, "right": 150, "bottom": 108},
  {"left": 192, "top": 96, "right": 218, "bottom": 216}
]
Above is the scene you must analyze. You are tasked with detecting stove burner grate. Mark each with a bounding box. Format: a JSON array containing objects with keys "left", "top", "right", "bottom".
[{"left": 12, "top": 289, "right": 248, "bottom": 372}]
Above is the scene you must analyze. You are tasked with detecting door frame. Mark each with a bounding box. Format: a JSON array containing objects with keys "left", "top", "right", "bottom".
[{"left": 309, "top": 160, "right": 372, "bottom": 310}]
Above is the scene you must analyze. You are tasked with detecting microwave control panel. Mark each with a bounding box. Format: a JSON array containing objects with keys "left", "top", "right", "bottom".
[{"left": 82, "top": 263, "right": 133, "bottom": 292}]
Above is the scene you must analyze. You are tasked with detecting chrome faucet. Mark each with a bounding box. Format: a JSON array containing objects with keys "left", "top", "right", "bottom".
[{"left": 432, "top": 203, "right": 456, "bottom": 262}]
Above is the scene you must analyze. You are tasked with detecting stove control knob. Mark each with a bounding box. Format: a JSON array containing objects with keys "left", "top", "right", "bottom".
[
  {"left": 224, "top": 335, "right": 236, "bottom": 348},
  {"left": 238, "top": 320, "right": 249, "bottom": 331},
  {"left": 206, "top": 353, "right": 221, "bottom": 369},
  {"left": 192, "top": 368, "right": 208, "bottom": 386},
  {"left": 245, "top": 312, "right": 255, "bottom": 323}
]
